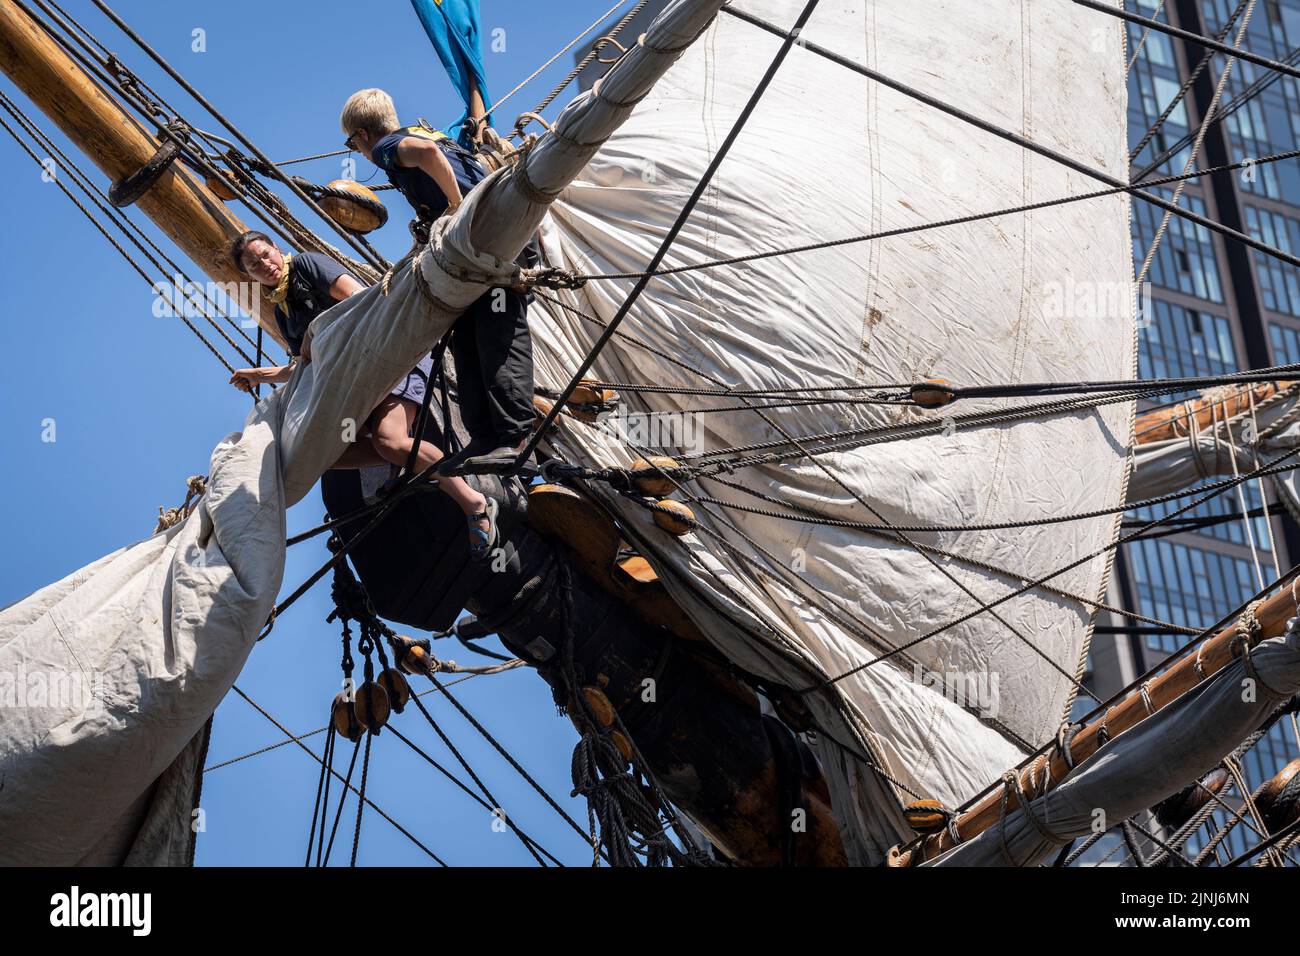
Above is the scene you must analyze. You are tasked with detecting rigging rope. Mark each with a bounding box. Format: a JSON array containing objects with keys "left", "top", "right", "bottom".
[
  {"left": 721, "top": 5, "right": 1300, "bottom": 273},
  {"left": 230, "top": 685, "right": 447, "bottom": 865}
]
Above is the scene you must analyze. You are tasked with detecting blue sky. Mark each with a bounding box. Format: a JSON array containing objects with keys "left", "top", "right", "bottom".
[{"left": 0, "top": 0, "right": 630, "bottom": 866}]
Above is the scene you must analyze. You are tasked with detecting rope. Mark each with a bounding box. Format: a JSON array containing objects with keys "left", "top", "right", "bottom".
[
  {"left": 230, "top": 685, "right": 447, "bottom": 865},
  {"left": 1128, "top": 0, "right": 1248, "bottom": 162},
  {"left": 515, "top": 0, "right": 825, "bottom": 472},
  {"left": 551, "top": 148, "right": 1300, "bottom": 286},
  {"left": 1136, "top": 0, "right": 1257, "bottom": 290},
  {"left": 0, "top": 102, "right": 244, "bottom": 373},
  {"left": 722, "top": 4, "right": 1300, "bottom": 273},
  {"left": 516, "top": 0, "right": 650, "bottom": 129},
  {"left": 807, "top": 445, "right": 1300, "bottom": 693}
]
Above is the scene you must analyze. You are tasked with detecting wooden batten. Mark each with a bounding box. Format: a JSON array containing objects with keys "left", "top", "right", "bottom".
[
  {"left": 0, "top": 0, "right": 285, "bottom": 348},
  {"left": 896, "top": 571, "right": 1300, "bottom": 866},
  {"left": 1135, "top": 381, "right": 1294, "bottom": 445}
]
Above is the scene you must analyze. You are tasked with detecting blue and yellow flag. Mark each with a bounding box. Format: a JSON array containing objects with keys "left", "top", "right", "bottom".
[{"left": 410, "top": 0, "right": 492, "bottom": 147}]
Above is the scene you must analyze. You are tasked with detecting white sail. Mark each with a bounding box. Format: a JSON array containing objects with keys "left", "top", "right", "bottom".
[{"left": 528, "top": 0, "right": 1136, "bottom": 863}]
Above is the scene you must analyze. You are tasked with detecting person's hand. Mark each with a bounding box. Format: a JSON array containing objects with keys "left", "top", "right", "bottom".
[{"left": 229, "top": 368, "right": 275, "bottom": 393}]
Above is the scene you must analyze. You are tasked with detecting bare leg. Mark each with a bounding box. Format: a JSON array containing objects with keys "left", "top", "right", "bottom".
[
  {"left": 331, "top": 437, "right": 388, "bottom": 470},
  {"left": 368, "top": 398, "right": 490, "bottom": 543}
]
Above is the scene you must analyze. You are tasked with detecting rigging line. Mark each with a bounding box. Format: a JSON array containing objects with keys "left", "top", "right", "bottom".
[
  {"left": 679, "top": 390, "right": 1151, "bottom": 471},
  {"left": 721, "top": 6, "right": 1300, "bottom": 274},
  {"left": 514, "top": 0, "right": 826, "bottom": 473},
  {"left": 661, "top": 461, "right": 1299, "bottom": 537},
  {"left": 520, "top": 0, "right": 649, "bottom": 124},
  {"left": 808, "top": 445, "right": 1300, "bottom": 695},
  {"left": 89, "top": 1, "right": 389, "bottom": 275},
  {"left": 1134, "top": 43, "right": 1300, "bottom": 180},
  {"left": 204, "top": 677, "right": 482, "bottom": 772},
  {"left": 403, "top": 688, "right": 548, "bottom": 867},
  {"left": 946, "top": 368, "right": 1300, "bottom": 401},
  {"left": 599, "top": 427, "right": 1082, "bottom": 738},
  {"left": 701, "top": 470, "right": 1202, "bottom": 635},
  {"left": 1128, "top": 0, "right": 1250, "bottom": 162},
  {"left": 488, "top": 0, "right": 633, "bottom": 127},
  {"left": 421, "top": 671, "right": 604, "bottom": 852},
  {"left": 264, "top": 465, "right": 446, "bottom": 627},
  {"left": 1125, "top": 0, "right": 1169, "bottom": 77},
  {"left": 348, "top": 726, "right": 375, "bottom": 866},
  {"left": 385, "top": 725, "right": 564, "bottom": 866},
  {"left": 229, "top": 685, "right": 447, "bottom": 866},
  {"left": 572, "top": 146, "right": 1300, "bottom": 283},
  {"left": 1074, "top": 0, "right": 1300, "bottom": 82},
  {"left": 0, "top": 90, "right": 262, "bottom": 360},
  {"left": 0, "top": 109, "right": 240, "bottom": 373},
  {"left": 15, "top": 0, "right": 338, "bottom": 315},
  {"left": 953, "top": 569, "right": 1300, "bottom": 821},
  {"left": 1136, "top": 0, "right": 1257, "bottom": 289},
  {"left": 320, "top": 735, "right": 362, "bottom": 866}
]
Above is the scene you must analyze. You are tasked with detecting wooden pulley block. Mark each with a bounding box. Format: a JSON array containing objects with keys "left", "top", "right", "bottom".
[
  {"left": 378, "top": 667, "right": 412, "bottom": 714},
  {"left": 204, "top": 174, "right": 238, "bottom": 201},
  {"left": 903, "top": 799, "right": 950, "bottom": 835},
  {"left": 1256, "top": 757, "right": 1300, "bottom": 831},
  {"left": 566, "top": 381, "right": 618, "bottom": 423},
  {"left": 651, "top": 498, "right": 695, "bottom": 536},
  {"left": 629, "top": 456, "right": 680, "bottom": 497},
  {"left": 331, "top": 691, "right": 363, "bottom": 743},
  {"left": 319, "top": 180, "right": 387, "bottom": 234},
  {"left": 610, "top": 730, "right": 633, "bottom": 763},
  {"left": 353, "top": 680, "right": 391, "bottom": 733},
  {"left": 400, "top": 643, "right": 429, "bottom": 676},
  {"left": 581, "top": 685, "right": 617, "bottom": 728},
  {"left": 910, "top": 378, "right": 955, "bottom": 409}
]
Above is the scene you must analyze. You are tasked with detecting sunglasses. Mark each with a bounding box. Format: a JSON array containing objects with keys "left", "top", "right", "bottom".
[{"left": 343, "top": 132, "right": 358, "bottom": 151}]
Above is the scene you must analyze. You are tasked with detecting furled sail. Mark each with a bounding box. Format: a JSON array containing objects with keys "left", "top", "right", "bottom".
[
  {"left": 1127, "top": 383, "right": 1300, "bottom": 505},
  {"left": 0, "top": 0, "right": 727, "bottom": 864},
  {"left": 527, "top": 0, "right": 1137, "bottom": 864}
]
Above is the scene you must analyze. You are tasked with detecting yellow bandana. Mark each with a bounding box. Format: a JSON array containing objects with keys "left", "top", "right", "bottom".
[{"left": 265, "top": 253, "right": 294, "bottom": 307}]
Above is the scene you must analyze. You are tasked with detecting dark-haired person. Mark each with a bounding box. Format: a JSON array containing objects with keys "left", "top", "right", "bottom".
[
  {"left": 228, "top": 231, "right": 499, "bottom": 556},
  {"left": 340, "top": 87, "right": 537, "bottom": 476}
]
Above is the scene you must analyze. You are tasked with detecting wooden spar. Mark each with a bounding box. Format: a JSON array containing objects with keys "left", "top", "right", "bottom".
[
  {"left": 891, "top": 568, "right": 1300, "bottom": 866},
  {"left": 1134, "top": 381, "right": 1295, "bottom": 445},
  {"left": 0, "top": 0, "right": 285, "bottom": 348}
]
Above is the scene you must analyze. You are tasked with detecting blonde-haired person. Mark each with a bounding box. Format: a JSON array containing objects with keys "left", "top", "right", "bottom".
[
  {"left": 340, "top": 87, "right": 539, "bottom": 477},
  {"left": 228, "top": 230, "right": 500, "bottom": 558}
]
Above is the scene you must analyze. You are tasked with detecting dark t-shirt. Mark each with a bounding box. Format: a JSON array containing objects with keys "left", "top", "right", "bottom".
[
  {"left": 370, "top": 128, "right": 487, "bottom": 222},
  {"left": 274, "top": 252, "right": 350, "bottom": 356}
]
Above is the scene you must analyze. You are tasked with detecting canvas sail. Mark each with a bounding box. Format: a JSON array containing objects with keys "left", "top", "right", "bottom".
[{"left": 527, "top": 0, "right": 1137, "bottom": 864}]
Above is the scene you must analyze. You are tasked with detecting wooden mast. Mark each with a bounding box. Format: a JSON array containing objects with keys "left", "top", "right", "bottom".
[{"left": 0, "top": 0, "right": 284, "bottom": 346}]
